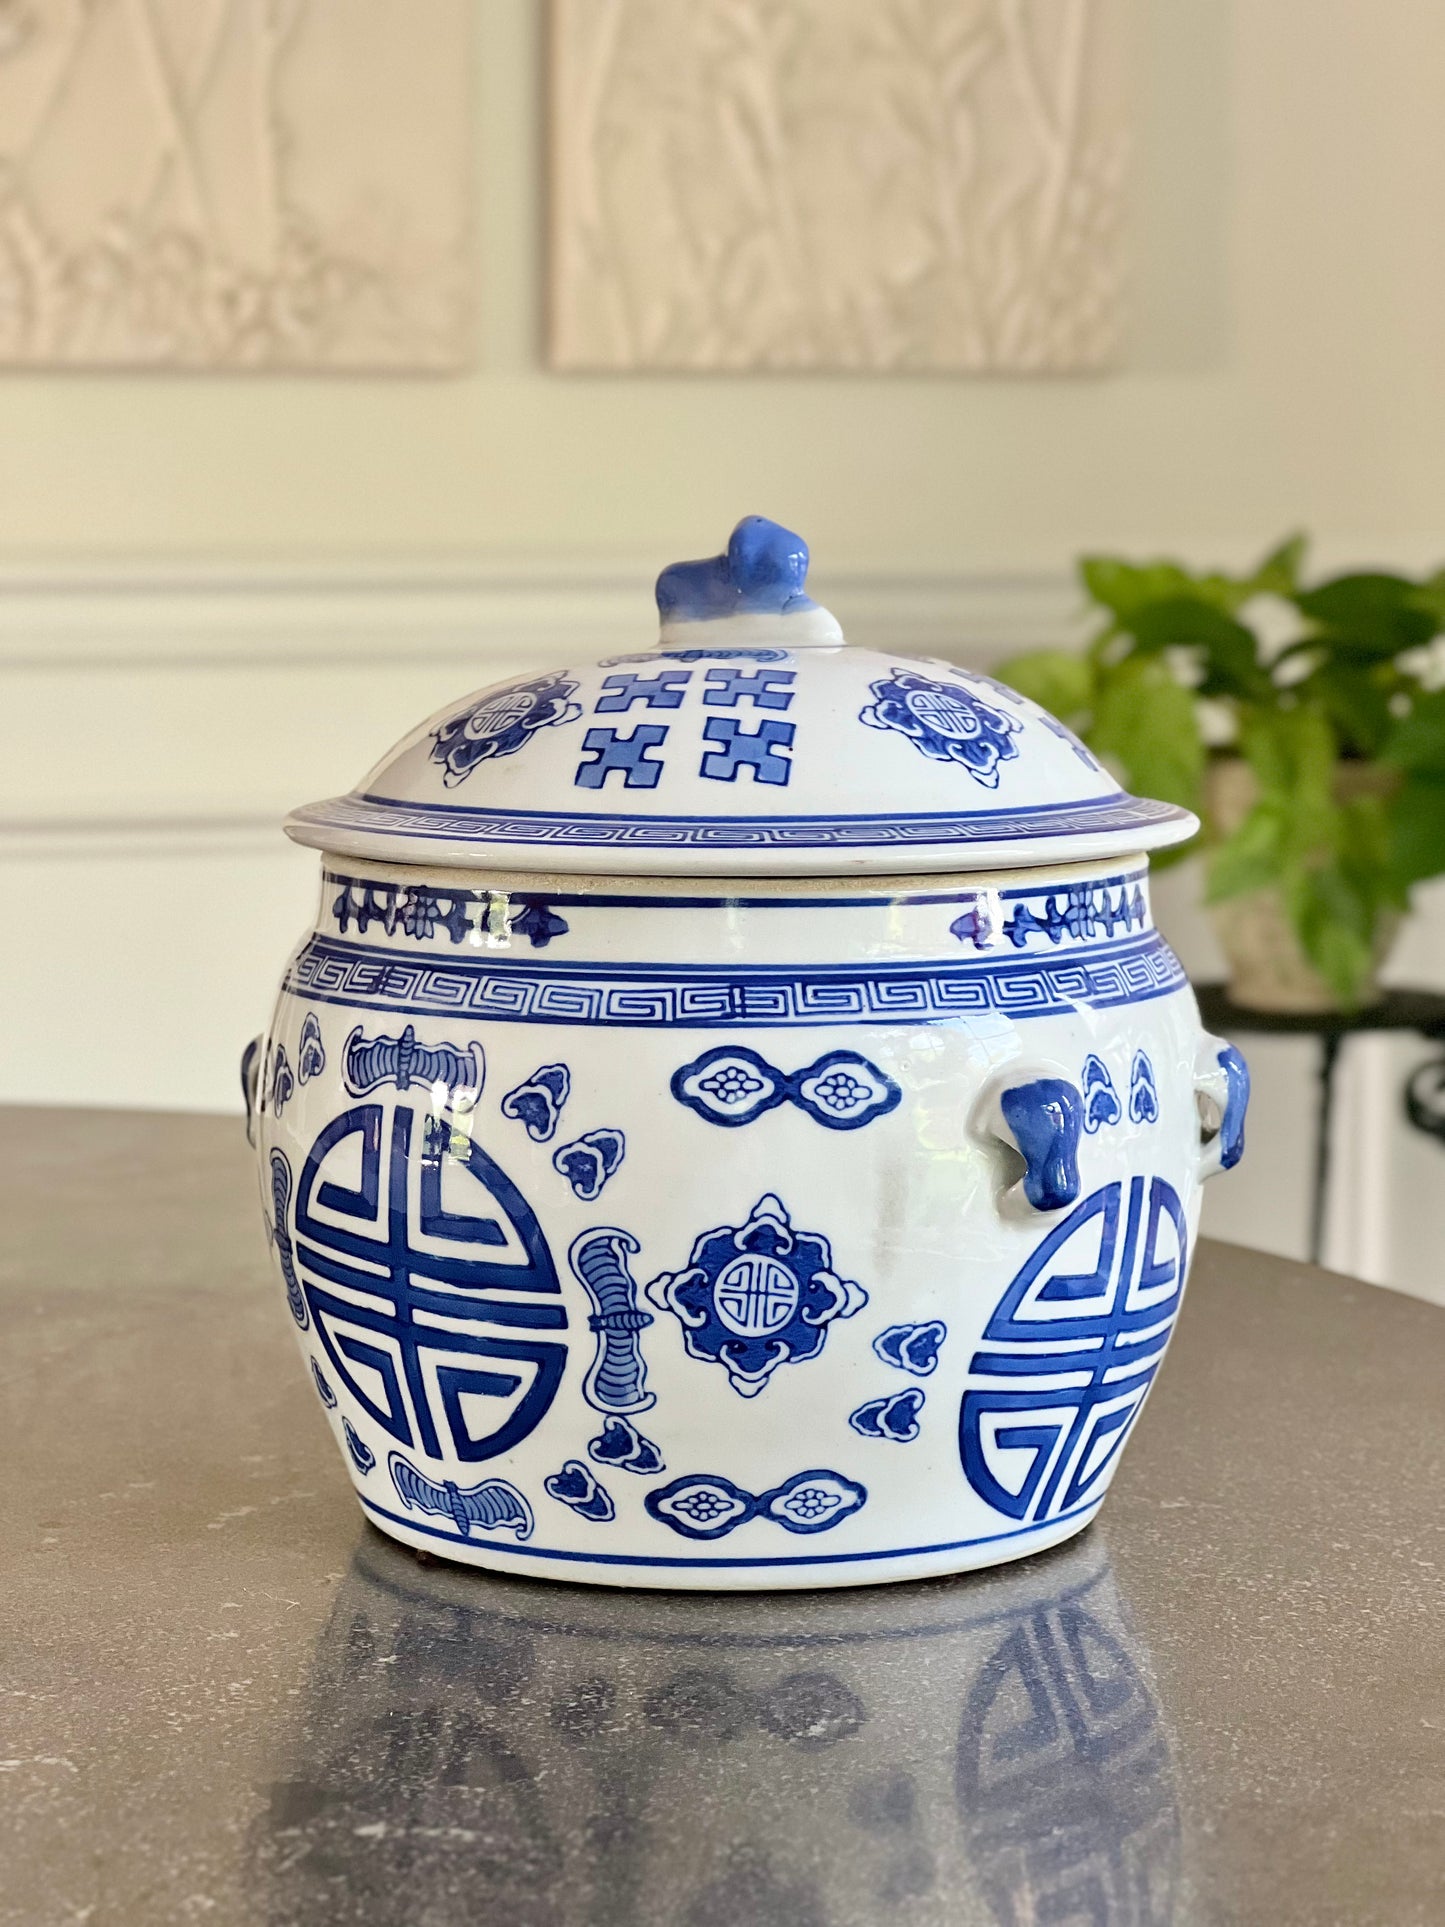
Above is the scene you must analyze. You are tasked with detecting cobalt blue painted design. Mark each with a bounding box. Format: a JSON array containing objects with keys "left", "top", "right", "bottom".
[
  {"left": 646, "top": 1468, "right": 867, "bottom": 1540},
  {"left": 1003, "top": 881, "right": 1147, "bottom": 948},
  {"left": 310, "top": 1357, "right": 337, "bottom": 1407},
  {"left": 671, "top": 1045, "right": 901, "bottom": 1130},
  {"left": 315, "top": 788, "right": 1190, "bottom": 852},
  {"left": 553, "top": 1128, "right": 625, "bottom": 1200},
  {"left": 270, "top": 1043, "right": 295, "bottom": 1118},
  {"left": 429, "top": 673, "right": 582, "bottom": 786},
  {"left": 1129, "top": 1050, "right": 1159, "bottom": 1124},
  {"left": 545, "top": 1459, "right": 615, "bottom": 1523},
  {"left": 588, "top": 1415, "right": 665, "bottom": 1475},
  {"left": 293, "top": 1103, "right": 566, "bottom": 1463},
  {"left": 1000, "top": 1079, "right": 1084, "bottom": 1212},
  {"left": 568, "top": 1229, "right": 655, "bottom": 1414},
  {"left": 646, "top": 1193, "right": 866, "bottom": 1398},
  {"left": 949, "top": 901, "right": 995, "bottom": 948},
  {"left": 501, "top": 1062, "right": 570, "bottom": 1141},
  {"left": 576, "top": 725, "right": 668, "bottom": 789},
  {"left": 595, "top": 669, "right": 691, "bottom": 711},
  {"left": 599, "top": 648, "right": 789, "bottom": 665},
  {"left": 288, "top": 932, "right": 1187, "bottom": 1029},
  {"left": 334, "top": 879, "right": 469, "bottom": 943},
  {"left": 860, "top": 669, "right": 1022, "bottom": 787},
  {"left": 297, "top": 1012, "right": 326, "bottom": 1083},
  {"left": 699, "top": 716, "right": 794, "bottom": 785},
  {"left": 960, "top": 1174, "right": 1188, "bottom": 1525},
  {"left": 390, "top": 1451, "right": 533, "bottom": 1539},
  {"left": 267, "top": 1148, "right": 307, "bottom": 1329},
  {"left": 1215, "top": 1045, "right": 1249, "bottom": 1169},
  {"left": 872, "top": 1320, "right": 946, "bottom": 1376},
  {"left": 342, "top": 1418, "right": 375, "bottom": 1475},
  {"left": 1081, "top": 1054, "right": 1121, "bottom": 1133},
  {"left": 342, "top": 1024, "right": 484, "bottom": 1100},
  {"left": 702, "top": 666, "right": 796, "bottom": 709},
  {"left": 655, "top": 515, "right": 817, "bottom": 623},
  {"left": 508, "top": 899, "right": 570, "bottom": 948},
  {"left": 849, "top": 1389, "right": 924, "bottom": 1442}
]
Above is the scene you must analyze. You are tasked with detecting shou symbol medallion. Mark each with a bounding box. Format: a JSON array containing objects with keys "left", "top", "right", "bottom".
[
  {"left": 860, "top": 667, "right": 1021, "bottom": 787},
  {"left": 288, "top": 1102, "right": 567, "bottom": 1464},
  {"left": 646, "top": 1469, "right": 867, "bottom": 1541},
  {"left": 390, "top": 1452, "right": 533, "bottom": 1540},
  {"left": 671, "top": 1046, "right": 901, "bottom": 1131},
  {"left": 960, "top": 1174, "right": 1187, "bottom": 1526},
  {"left": 342, "top": 1024, "right": 485, "bottom": 1101},
  {"left": 429, "top": 672, "right": 581, "bottom": 785},
  {"left": 568, "top": 1228, "right": 655, "bottom": 1414},
  {"left": 646, "top": 1194, "right": 866, "bottom": 1397}
]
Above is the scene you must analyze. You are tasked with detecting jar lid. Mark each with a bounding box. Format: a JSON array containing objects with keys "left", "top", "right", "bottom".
[{"left": 286, "top": 517, "right": 1197, "bottom": 877}]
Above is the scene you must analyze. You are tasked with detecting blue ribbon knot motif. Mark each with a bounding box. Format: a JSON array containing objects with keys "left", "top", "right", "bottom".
[
  {"left": 671, "top": 1046, "right": 900, "bottom": 1132},
  {"left": 645, "top": 1468, "right": 867, "bottom": 1541},
  {"left": 960, "top": 1174, "right": 1187, "bottom": 1526},
  {"left": 285, "top": 1102, "right": 567, "bottom": 1465}
]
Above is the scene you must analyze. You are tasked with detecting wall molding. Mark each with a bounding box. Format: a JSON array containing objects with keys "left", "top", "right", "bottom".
[
  {"left": 0, "top": 555, "right": 1082, "bottom": 845},
  {"left": 0, "top": 555, "right": 1081, "bottom": 670}
]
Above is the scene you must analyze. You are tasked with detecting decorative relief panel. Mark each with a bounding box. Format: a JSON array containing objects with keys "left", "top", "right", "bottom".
[
  {"left": 0, "top": 0, "right": 470, "bottom": 369},
  {"left": 549, "top": 0, "right": 1127, "bottom": 373}
]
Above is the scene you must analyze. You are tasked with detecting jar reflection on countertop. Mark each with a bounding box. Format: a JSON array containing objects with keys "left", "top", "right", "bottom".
[{"left": 251, "top": 1531, "right": 1181, "bottom": 1926}]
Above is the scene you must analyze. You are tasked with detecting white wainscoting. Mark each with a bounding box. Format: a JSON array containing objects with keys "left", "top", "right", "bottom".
[{"left": 3, "top": 559, "right": 1441, "bottom": 1298}]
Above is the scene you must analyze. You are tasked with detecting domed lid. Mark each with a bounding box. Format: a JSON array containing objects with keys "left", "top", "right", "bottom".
[{"left": 286, "top": 517, "right": 1197, "bottom": 877}]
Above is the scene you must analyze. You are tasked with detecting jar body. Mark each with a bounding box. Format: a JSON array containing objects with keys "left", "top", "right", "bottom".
[{"left": 252, "top": 853, "right": 1232, "bottom": 1590}]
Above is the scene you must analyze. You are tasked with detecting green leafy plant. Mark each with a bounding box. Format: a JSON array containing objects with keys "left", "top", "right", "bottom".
[{"left": 998, "top": 538, "right": 1445, "bottom": 1006}]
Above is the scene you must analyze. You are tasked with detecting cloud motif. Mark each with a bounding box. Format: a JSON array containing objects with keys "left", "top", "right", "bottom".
[
  {"left": 297, "top": 1012, "right": 326, "bottom": 1083},
  {"left": 1129, "top": 1050, "right": 1159, "bottom": 1124},
  {"left": 342, "top": 1419, "right": 375, "bottom": 1475},
  {"left": 553, "top": 1128, "right": 625, "bottom": 1200},
  {"left": 849, "top": 1389, "right": 924, "bottom": 1442},
  {"left": 587, "top": 1415, "right": 665, "bottom": 1475},
  {"left": 545, "top": 1458, "right": 616, "bottom": 1523},
  {"left": 1082, "top": 1054, "right": 1122, "bottom": 1132},
  {"left": 501, "top": 1063, "right": 571, "bottom": 1142},
  {"left": 872, "top": 1320, "right": 946, "bottom": 1377}
]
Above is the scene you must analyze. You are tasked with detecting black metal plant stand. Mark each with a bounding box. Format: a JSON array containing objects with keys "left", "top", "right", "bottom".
[{"left": 1194, "top": 985, "right": 1445, "bottom": 1267}]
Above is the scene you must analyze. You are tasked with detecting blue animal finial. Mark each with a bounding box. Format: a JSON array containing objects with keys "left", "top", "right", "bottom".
[{"left": 655, "top": 516, "right": 819, "bottom": 624}]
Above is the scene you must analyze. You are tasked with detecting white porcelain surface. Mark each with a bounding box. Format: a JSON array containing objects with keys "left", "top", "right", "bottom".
[
  {"left": 255, "top": 520, "right": 1240, "bottom": 1589},
  {"left": 251, "top": 854, "right": 1243, "bottom": 1589},
  {"left": 287, "top": 516, "right": 1196, "bottom": 880}
]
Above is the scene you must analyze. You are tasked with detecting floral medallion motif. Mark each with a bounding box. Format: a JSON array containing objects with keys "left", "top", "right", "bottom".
[
  {"left": 646, "top": 1193, "right": 867, "bottom": 1397},
  {"left": 429, "top": 673, "right": 582, "bottom": 785},
  {"left": 860, "top": 667, "right": 1022, "bottom": 787}
]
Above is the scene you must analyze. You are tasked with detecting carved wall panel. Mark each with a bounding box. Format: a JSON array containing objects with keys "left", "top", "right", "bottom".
[
  {"left": 0, "top": 0, "right": 471, "bottom": 369},
  {"left": 549, "top": 0, "right": 1128, "bottom": 373}
]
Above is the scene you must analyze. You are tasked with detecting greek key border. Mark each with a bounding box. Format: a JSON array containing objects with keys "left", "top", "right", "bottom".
[
  {"left": 291, "top": 790, "right": 1190, "bottom": 851},
  {"left": 282, "top": 931, "right": 1189, "bottom": 1028}
]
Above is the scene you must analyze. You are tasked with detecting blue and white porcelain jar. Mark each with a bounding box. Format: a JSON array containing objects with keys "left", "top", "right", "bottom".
[{"left": 249, "top": 517, "right": 1249, "bottom": 1591}]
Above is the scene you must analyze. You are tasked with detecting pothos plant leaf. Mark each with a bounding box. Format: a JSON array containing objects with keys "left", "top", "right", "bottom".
[{"left": 997, "top": 537, "right": 1445, "bottom": 1007}]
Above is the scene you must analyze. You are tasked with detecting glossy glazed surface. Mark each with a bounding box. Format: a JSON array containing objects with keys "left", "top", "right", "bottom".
[
  {"left": 4, "top": 1107, "right": 1441, "bottom": 1924},
  {"left": 254, "top": 856, "right": 1232, "bottom": 1587}
]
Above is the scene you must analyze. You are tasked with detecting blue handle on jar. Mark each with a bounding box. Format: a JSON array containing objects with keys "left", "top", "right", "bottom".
[
  {"left": 1196, "top": 1035, "right": 1250, "bottom": 1178},
  {"left": 997, "top": 1076, "right": 1084, "bottom": 1213}
]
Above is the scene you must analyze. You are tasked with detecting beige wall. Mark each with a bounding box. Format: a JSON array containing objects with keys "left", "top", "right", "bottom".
[
  {"left": 0, "top": 0, "right": 1441, "bottom": 571},
  {"left": 3, "top": 0, "right": 1444, "bottom": 1299}
]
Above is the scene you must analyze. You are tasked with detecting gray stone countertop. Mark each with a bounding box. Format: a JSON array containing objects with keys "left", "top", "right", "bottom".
[{"left": 1, "top": 1106, "right": 1442, "bottom": 1926}]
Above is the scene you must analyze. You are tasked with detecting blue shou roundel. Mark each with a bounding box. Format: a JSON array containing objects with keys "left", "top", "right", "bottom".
[
  {"left": 960, "top": 1174, "right": 1187, "bottom": 1525},
  {"left": 292, "top": 1102, "right": 566, "bottom": 1463}
]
